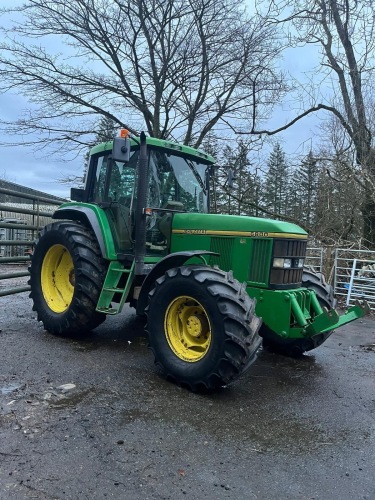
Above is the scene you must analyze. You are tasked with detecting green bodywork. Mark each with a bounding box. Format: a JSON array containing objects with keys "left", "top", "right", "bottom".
[
  {"left": 167, "top": 212, "right": 367, "bottom": 339},
  {"left": 57, "top": 137, "right": 367, "bottom": 341},
  {"left": 57, "top": 202, "right": 118, "bottom": 259},
  {"left": 171, "top": 213, "right": 306, "bottom": 285}
]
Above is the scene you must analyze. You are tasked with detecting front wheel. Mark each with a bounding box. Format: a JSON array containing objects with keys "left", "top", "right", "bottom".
[
  {"left": 146, "top": 266, "right": 262, "bottom": 391},
  {"left": 29, "top": 221, "right": 107, "bottom": 335}
]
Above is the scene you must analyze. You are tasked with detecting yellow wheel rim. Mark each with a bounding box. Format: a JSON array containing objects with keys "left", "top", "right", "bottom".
[
  {"left": 41, "top": 244, "right": 75, "bottom": 313},
  {"left": 164, "top": 296, "right": 212, "bottom": 362}
]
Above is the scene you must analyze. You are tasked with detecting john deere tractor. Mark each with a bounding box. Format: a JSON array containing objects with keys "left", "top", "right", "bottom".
[{"left": 29, "top": 131, "right": 368, "bottom": 390}]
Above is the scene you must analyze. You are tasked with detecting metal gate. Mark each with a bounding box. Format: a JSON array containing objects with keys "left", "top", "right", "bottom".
[
  {"left": 333, "top": 248, "right": 375, "bottom": 311},
  {"left": 0, "top": 185, "right": 65, "bottom": 297},
  {"left": 305, "top": 247, "right": 324, "bottom": 273}
]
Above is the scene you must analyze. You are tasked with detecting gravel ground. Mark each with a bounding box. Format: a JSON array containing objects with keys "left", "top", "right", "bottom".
[{"left": 0, "top": 266, "right": 374, "bottom": 499}]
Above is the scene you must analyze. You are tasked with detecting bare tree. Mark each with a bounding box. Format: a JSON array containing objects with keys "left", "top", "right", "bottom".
[
  {"left": 0, "top": 0, "right": 282, "bottom": 155},
  {"left": 249, "top": 0, "right": 375, "bottom": 247},
  {"left": 58, "top": 115, "right": 117, "bottom": 187}
]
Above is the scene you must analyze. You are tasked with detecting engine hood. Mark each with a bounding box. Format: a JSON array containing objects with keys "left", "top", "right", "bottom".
[{"left": 172, "top": 213, "right": 307, "bottom": 239}]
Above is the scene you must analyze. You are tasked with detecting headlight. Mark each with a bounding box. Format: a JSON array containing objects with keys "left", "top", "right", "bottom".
[
  {"left": 273, "top": 258, "right": 284, "bottom": 268},
  {"left": 273, "top": 258, "right": 292, "bottom": 268},
  {"left": 273, "top": 257, "right": 304, "bottom": 269}
]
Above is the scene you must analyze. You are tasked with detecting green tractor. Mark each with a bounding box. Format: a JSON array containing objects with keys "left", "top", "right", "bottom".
[{"left": 29, "top": 131, "right": 368, "bottom": 390}]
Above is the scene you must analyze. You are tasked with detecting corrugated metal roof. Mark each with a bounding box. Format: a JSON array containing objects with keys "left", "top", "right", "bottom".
[{"left": 0, "top": 180, "right": 65, "bottom": 203}]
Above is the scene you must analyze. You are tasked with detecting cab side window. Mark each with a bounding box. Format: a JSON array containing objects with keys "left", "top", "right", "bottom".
[{"left": 92, "top": 155, "right": 109, "bottom": 203}]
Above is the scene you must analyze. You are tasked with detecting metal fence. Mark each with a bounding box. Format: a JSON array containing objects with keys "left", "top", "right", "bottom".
[
  {"left": 0, "top": 185, "right": 64, "bottom": 297},
  {"left": 332, "top": 248, "right": 375, "bottom": 311},
  {"left": 305, "top": 247, "right": 324, "bottom": 273}
]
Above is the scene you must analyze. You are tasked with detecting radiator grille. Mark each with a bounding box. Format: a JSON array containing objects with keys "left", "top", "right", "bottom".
[
  {"left": 209, "top": 237, "right": 234, "bottom": 271},
  {"left": 249, "top": 239, "right": 272, "bottom": 285},
  {"left": 273, "top": 239, "right": 307, "bottom": 257}
]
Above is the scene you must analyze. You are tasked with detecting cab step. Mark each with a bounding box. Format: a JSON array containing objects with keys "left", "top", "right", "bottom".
[{"left": 96, "top": 260, "right": 135, "bottom": 315}]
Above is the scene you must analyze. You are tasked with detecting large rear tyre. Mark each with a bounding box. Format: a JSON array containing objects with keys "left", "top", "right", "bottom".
[
  {"left": 29, "top": 221, "right": 107, "bottom": 335},
  {"left": 261, "top": 266, "right": 336, "bottom": 356},
  {"left": 302, "top": 266, "right": 336, "bottom": 310},
  {"left": 146, "top": 266, "right": 262, "bottom": 391}
]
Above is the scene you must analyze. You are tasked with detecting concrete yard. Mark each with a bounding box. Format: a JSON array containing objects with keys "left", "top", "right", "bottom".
[{"left": 0, "top": 289, "right": 374, "bottom": 499}]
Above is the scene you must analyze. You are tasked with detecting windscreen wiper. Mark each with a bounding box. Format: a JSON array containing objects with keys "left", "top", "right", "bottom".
[{"left": 186, "top": 159, "right": 207, "bottom": 194}]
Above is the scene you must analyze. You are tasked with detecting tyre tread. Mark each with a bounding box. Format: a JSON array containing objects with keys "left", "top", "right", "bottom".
[
  {"left": 146, "top": 265, "right": 261, "bottom": 390},
  {"left": 29, "top": 221, "right": 107, "bottom": 335}
]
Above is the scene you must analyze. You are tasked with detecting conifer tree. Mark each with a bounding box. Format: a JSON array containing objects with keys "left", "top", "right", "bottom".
[
  {"left": 263, "top": 143, "right": 290, "bottom": 217},
  {"left": 295, "top": 151, "right": 320, "bottom": 227},
  {"left": 208, "top": 139, "right": 262, "bottom": 216}
]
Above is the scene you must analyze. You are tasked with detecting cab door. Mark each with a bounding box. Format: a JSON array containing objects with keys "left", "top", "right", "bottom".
[{"left": 89, "top": 151, "right": 139, "bottom": 255}]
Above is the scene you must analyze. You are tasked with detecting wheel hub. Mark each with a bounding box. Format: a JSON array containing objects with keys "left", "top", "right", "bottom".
[
  {"left": 41, "top": 244, "right": 74, "bottom": 313},
  {"left": 164, "top": 296, "right": 211, "bottom": 362},
  {"left": 186, "top": 314, "right": 209, "bottom": 337}
]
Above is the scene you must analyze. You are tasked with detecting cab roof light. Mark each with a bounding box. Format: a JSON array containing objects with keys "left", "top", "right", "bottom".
[{"left": 119, "top": 128, "right": 129, "bottom": 138}]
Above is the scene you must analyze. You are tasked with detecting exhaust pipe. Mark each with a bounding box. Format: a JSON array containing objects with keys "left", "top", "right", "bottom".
[{"left": 134, "top": 131, "right": 148, "bottom": 276}]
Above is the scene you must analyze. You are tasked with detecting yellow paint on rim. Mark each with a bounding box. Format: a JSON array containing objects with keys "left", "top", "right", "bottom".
[
  {"left": 172, "top": 229, "right": 308, "bottom": 239},
  {"left": 164, "top": 296, "right": 211, "bottom": 362},
  {"left": 41, "top": 244, "right": 75, "bottom": 313}
]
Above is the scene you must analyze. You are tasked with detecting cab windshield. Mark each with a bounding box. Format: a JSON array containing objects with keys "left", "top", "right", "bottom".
[
  {"left": 90, "top": 148, "right": 209, "bottom": 214},
  {"left": 147, "top": 150, "right": 208, "bottom": 213}
]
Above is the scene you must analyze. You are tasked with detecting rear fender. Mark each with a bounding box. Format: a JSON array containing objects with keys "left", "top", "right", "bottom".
[{"left": 53, "top": 204, "right": 117, "bottom": 260}]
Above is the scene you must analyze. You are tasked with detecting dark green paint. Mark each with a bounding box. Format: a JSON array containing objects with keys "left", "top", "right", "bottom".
[{"left": 172, "top": 212, "right": 307, "bottom": 236}]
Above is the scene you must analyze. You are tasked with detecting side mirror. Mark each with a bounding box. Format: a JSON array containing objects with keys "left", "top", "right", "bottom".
[
  {"left": 71, "top": 188, "right": 85, "bottom": 202},
  {"left": 112, "top": 136, "right": 131, "bottom": 163}
]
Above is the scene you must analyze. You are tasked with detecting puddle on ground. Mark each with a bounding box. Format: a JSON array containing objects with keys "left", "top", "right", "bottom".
[
  {"left": 1, "top": 383, "right": 23, "bottom": 395},
  {"left": 115, "top": 386, "right": 372, "bottom": 455},
  {"left": 359, "top": 343, "right": 375, "bottom": 352},
  {"left": 71, "top": 335, "right": 148, "bottom": 353},
  {"left": 48, "top": 388, "right": 94, "bottom": 408}
]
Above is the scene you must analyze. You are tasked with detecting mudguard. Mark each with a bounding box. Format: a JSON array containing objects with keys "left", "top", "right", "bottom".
[{"left": 53, "top": 204, "right": 117, "bottom": 260}]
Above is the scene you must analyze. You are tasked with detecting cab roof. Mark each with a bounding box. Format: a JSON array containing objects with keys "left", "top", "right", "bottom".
[{"left": 90, "top": 136, "right": 215, "bottom": 165}]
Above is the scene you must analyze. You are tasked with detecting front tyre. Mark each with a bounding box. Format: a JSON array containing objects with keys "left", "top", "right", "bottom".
[
  {"left": 29, "top": 221, "right": 107, "bottom": 335},
  {"left": 146, "top": 266, "right": 262, "bottom": 391}
]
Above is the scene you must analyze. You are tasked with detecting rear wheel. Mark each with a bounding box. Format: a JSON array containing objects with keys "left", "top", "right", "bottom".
[
  {"left": 146, "top": 266, "right": 262, "bottom": 391},
  {"left": 29, "top": 221, "right": 107, "bottom": 335},
  {"left": 261, "top": 266, "right": 336, "bottom": 356},
  {"left": 302, "top": 266, "right": 336, "bottom": 310}
]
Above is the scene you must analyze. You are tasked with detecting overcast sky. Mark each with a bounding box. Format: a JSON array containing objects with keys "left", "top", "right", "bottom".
[{"left": 0, "top": 1, "right": 324, "bottom": 200}]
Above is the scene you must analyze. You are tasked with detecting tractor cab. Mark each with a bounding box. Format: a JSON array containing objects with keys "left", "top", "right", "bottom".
[{"left": 71, "top": 135, "right": 214, "bottom": 258}]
